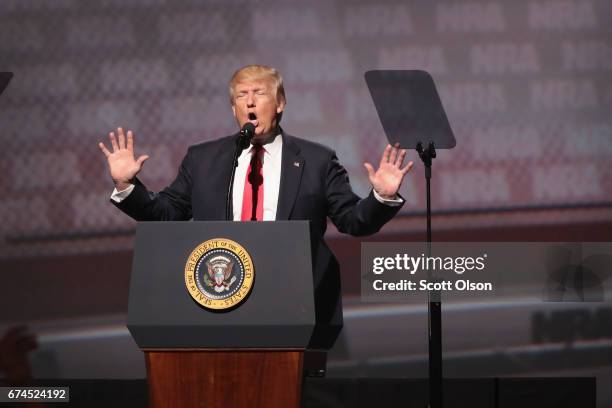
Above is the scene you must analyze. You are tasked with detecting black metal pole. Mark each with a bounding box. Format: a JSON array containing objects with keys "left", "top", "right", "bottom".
[
  {"left": 417, "top": 142, "right": 442, "bottom": 408},
  {"left": 225, "top": 134, "right": 250, "bottom": 220}
]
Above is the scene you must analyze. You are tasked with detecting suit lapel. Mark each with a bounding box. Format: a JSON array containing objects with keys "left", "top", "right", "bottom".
[{"left": 276, "top": 133, "right": 304, "bottom": 220}]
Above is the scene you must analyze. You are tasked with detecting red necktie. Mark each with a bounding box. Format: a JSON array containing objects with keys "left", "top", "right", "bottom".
[{"left": 241, "top": 145, "right": 264, "bottom": 221}]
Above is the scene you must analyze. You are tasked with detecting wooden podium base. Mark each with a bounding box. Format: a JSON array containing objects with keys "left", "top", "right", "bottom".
[{"left": 145, "top": 350, "right": 304, "bottom": 408}]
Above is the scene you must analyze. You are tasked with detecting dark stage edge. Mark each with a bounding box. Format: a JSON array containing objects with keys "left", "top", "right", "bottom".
[{"left": 1, "top": 377, "right": 595, "bottom": 407}]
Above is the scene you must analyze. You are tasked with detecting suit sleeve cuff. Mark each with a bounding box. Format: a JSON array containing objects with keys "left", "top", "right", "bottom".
[
  {"left": 110, "top": 184, "right": 135, "bottom": 203},
  {"left": 372, "top": 189, "right": 404, "bottom": 206}
]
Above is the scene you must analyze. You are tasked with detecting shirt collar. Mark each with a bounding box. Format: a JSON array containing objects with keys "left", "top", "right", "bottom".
[{"left": 249, "top": 132, "right": 282, "bottom": 157}]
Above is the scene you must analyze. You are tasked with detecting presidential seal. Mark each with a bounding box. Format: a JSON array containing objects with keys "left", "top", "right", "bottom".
[{"left": 184, "top": 238, "right": 254, "bottom": 310}]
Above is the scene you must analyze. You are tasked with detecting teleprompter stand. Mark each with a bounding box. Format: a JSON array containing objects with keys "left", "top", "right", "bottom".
[
  {"left": 366, "top": 70, "right": 456, "bottom": 408},
  {"left": 127, "top": 221, "right": 335, "bottom": 408}
]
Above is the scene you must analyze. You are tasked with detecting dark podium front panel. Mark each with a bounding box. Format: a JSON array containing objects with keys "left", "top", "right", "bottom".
[{"left": 127, "top": 221, "right": 316, "bottom": 349}]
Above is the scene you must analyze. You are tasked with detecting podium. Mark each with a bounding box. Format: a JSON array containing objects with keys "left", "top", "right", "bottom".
[{"left": 127, "top": 221, "right": 328, "bottom": 408}]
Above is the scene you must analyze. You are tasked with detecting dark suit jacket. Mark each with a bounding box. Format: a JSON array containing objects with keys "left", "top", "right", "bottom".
[{"left": 113, "top": 131, "right": 403, "bottom": 348}]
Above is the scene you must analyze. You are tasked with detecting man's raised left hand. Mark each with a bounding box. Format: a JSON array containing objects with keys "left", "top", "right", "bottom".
[{"left": 364, "top": 143, "right": 414, "bottom": 200}]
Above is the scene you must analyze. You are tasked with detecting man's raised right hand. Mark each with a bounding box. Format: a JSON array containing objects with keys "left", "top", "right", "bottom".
[{"left": 98, "top": 127, "right": 149, "bottom": 191}]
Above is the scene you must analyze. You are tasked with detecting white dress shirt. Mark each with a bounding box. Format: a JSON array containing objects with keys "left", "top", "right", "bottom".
[
  {"left": 231, "top": 133, "right": 283, "bottom": 221},
  {"left": 110, "top": 134, "right": 402, "bottom": 215}
]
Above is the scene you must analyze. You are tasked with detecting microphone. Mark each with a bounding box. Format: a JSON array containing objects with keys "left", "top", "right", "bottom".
[{"left": 240, "top": 122, "right": 256, "bottom": 143}]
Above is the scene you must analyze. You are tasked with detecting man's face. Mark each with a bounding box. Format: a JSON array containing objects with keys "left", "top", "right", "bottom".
[{"left": 231, "top": 79, "right": 285, "bottom": 139}]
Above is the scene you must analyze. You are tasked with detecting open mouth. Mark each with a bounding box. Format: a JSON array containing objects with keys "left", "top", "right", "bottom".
[{"left": 247, "top": 112, "right": 258, "bottom": 127}]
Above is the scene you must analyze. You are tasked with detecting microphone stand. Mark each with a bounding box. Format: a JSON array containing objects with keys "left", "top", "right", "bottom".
[{"left": 225, "top": 126, "right": 253, "bottom": 220}]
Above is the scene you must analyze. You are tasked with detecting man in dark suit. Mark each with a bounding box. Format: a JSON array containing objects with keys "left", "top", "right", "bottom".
[{"left": 99, "top": 64, "right": 413, "bottom": 348}]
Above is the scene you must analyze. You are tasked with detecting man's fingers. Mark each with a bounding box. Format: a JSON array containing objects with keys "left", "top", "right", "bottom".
[
  {"left": 98, "top": 142, "right": 111, "bottom": 158},
  {"left": 380, "top": 144, "right": 392, "bottom": 166},
  {"left": 395, "top": 149, "right": 407, "bottom": 166},
  {"left": 117, "top": 127, "right": 126, "bottom": 149},
  {"left": 127, "top": 130, "right": 134, "bottom": 152},
  {"left": 136, "top": 155, "right": 150, "bottom": 167},
  {"left": 109, "top": 132, "right": 119, "bottom": 151},
  {"left": 389, "top": 142, "right": 400, "bottom": 164},
  {"left": 401, "top": 161, "right": 414, "bottom": 174},
  {"left": 389, "top": 144, "right": 398, "bottom": 164},
  {"left": 363, "top": 162, "right": 375, "bottom": 178}
]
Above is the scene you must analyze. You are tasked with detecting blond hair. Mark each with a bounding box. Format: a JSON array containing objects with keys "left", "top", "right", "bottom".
[{"left": 228, "top": 64, "right": 286, "bottom": 105}]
